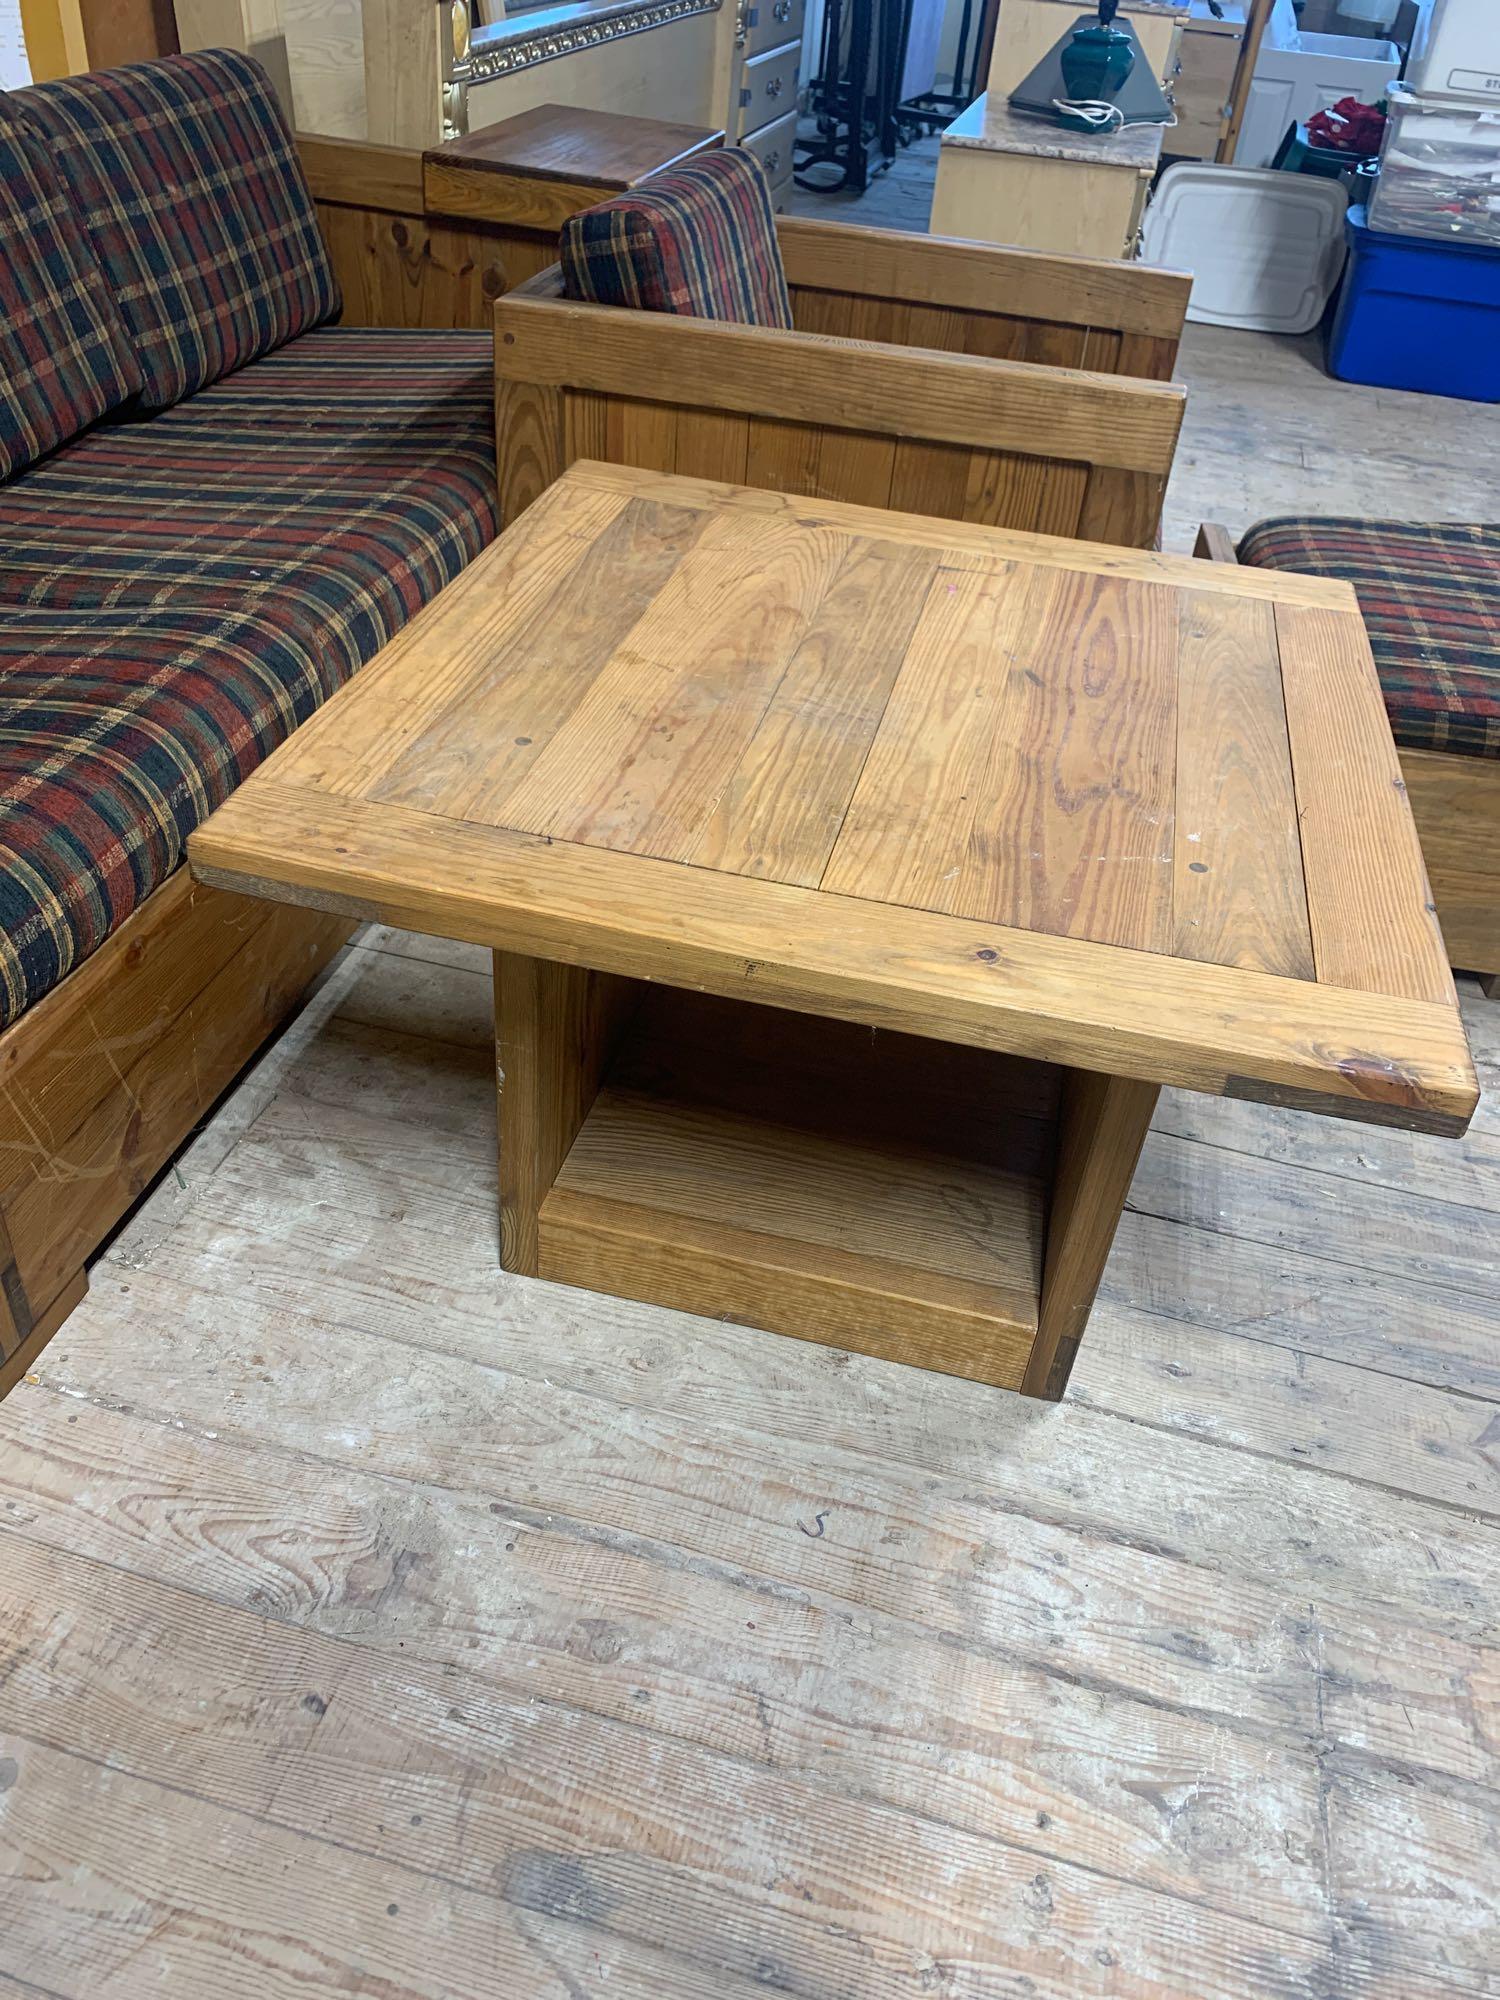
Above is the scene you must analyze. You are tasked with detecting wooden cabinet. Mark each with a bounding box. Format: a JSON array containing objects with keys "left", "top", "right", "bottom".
[
  {"left": 725, "top": 0, "right": 803, "bottom": 209},
  {"left": 1172, "top": 0, "right": 1247, "bottom": 161},
  {"left": 931, "top": 91, "right": 1162, "bottom": 261}
]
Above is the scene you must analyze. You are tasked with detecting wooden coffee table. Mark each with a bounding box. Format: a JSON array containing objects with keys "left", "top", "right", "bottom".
[{"left": 190, "top": 462, "right": 1477, "bottom": 1400}]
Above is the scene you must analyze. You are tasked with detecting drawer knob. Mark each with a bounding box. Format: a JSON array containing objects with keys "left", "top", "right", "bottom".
[
  {"left": 766, "top": 74, "right": 784, "bottom": 96},
  {"left": 774, "top": 0, "right": 792, "bottom": 19},
  {"left": 764, "top": 149, "right": 780, "bottom": 172}
]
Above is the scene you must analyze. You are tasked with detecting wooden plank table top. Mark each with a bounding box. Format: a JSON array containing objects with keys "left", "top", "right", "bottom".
[{"left": 190, "top": 460, "right": 1477, "bottom": 1138}]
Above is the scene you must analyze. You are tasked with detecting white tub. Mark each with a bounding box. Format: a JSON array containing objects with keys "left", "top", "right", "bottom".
[{"left": 1236, "top": 30, "right": 1403, "bottom": 169}]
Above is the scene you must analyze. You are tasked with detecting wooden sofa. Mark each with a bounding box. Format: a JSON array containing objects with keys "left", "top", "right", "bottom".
[
  {"left": 0, "top": 79, "right": 1192, "bottom": 1393},
  {"left": 0, "top": 55, "right": 498, "bottom": 1394},
  {"left": 1197, "top": 522, "right": 1500, "bottom": 990}
]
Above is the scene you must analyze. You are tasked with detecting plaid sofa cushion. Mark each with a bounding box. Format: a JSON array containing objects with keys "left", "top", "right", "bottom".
[
  {"left": 560, "top": 146, "right": 792, "bottom": 328},
  {"left": 17, "top": 50, "right": 339, "bottom": 410},
  {"left": 1238, "top": 518, "right": 1500, "bottom": 760},
  {"left": 0, "top": 94, "right": 141, "bottom": 480},
  {"left": 0, "top": 328, "right": 497, "bottom": 677},
  {"left": 0, "top": 602, "right": 333, "bottom": 1026},
  {"left": 0, "top": 328, "right": 497, "bottom": 1028}
]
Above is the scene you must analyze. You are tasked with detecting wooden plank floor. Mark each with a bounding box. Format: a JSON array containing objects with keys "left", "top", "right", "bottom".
[{"left": 1, "top": 920, "right": 1496, "bottom": 1998}]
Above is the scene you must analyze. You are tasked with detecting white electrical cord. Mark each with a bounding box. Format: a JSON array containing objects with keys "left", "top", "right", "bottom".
[{"left": 1050, "top": 98, "right": 1127, "bottom": 131}]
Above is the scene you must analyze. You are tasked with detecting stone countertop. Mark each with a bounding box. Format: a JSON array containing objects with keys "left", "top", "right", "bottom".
[{"left": 939, "top": 92, "right": 1166, "bottom": 167}]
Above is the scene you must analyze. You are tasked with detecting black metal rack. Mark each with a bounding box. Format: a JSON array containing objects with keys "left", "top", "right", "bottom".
[
  {"left": 795, "top": 0, "right": 915, "bottom": 194},
  {"left": 897, "top": 0, "right": 988, "bottom": 137}
]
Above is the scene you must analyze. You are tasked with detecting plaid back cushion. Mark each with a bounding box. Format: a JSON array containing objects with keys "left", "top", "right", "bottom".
[
  {"left": 560, "top": 147, "right": 792, "bottom": 328},
  {"left": 0, "top": 94, "right": 141, "bottom": 480},
  {"left": 1239, "top": 517, "right": 1500, "bottom": 760},
  {"left": 17, "top": 50, "right": 339, "bottom": 410}
]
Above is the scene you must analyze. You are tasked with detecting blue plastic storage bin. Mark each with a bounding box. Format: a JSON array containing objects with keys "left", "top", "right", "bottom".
[{"left": 1328, "top": 206, "right": 1500, "bottom": 403}]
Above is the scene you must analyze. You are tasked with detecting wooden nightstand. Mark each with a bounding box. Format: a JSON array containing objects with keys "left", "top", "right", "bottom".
[{"left": 421, "top": 104, "right": 724, "bottom": 291}]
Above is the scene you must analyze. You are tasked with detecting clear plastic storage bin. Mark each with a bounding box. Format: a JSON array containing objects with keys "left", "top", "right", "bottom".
[{"left": 1368, "top": 85, "right": 1500, "bottom": 248}]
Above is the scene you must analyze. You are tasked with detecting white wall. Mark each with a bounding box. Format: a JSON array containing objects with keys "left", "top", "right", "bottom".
[{"left": 2, "top": 0, "right": 32, "bottom": 85}]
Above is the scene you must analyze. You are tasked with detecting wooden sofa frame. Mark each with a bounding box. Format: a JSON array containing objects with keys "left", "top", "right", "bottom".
[
  {"left": 0, "top": 126, "right": 1193, "bottom": 1394},
  {"left": 493, "top": 245, "right": 1189, "bottom": 549},
  {"left": 1196, "top": 525, "right": 1500, "bottom": 990}
]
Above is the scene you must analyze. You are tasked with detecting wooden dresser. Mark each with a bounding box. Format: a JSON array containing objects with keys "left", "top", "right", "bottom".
[
  {"left": 930, "top": 91, "right": 1164, "bottom": 260},
  {"left": 724, "top": 0, "right": 806, "bottom": 210}
]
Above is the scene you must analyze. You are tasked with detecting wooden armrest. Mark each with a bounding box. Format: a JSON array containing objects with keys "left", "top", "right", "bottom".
[
  {"left": 774, "top": 215, "right": 1192, "bottom": 343},
  {"left": 494, "top": 294, "right": 1186, "bottom": 476},
  {"left": 1194, "top": 523, "right": 1239, "bottom": 564},
  {"left": 507, "top": 264, "right": 566, "bottom": 300},
  {"left": 297, "top": 134, "right": 425, "bottom": 214}
]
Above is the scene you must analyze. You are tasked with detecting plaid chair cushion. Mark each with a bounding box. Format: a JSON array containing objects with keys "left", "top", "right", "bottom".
[
  {"left": 0, "top": 94, "right": 141, "bottom": 480},
  {"left": 1238, "top": 517, "right": 1500, "bottom": 761},
  {"left": 0, "top": 328, "right": 497, "bottom": 1028},
  {"left": 560, "top": 146, "right": 792, "bottom": 328},
  {"left": 17, "top": 50, "right": 339, "bottom": 410}
]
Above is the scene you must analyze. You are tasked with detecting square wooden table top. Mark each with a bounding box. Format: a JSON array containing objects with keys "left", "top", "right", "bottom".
[{"left": 190, "top": 461, "right": 1477, "bottom": 1135}]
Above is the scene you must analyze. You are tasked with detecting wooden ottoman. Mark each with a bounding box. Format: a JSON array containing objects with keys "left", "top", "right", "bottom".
[{"left": 1205, "top": 517, "right": 1500, "bottom": 990}]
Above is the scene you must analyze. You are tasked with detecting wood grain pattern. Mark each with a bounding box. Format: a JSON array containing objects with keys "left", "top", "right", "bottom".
[
  {"left": 422, "top": 107, "right": 721, "bottom": 231},
  {"left": 692, "top": 544, "right": 940, "bottom": 884},
  {"left": 314, "top": 202, "right": 508, "bottom": 330},
  {"left": 2, "top": 902, "right": 1495, "bottom": 1999},
  {"left": 1173, "top": 589, "right": 1313, "bottom": 977},
  {"left": 0, "top": 867, "right": 347, "bottom": 1392},
  {"left": 188, "top": 464, "right": 1477, "bottom": 1136},
  {"left": 494, "top": 951, "right": 636, "bottom": 1274},
  {"left": 546, "top": 1095, "right": 1042, "bottom": 1363},
  {"left": 564, "top": 462, "right": 1355, "bottom": 608},
  {"left": 930, "top": 125, "right": 1155, "bottom": 261},
  {"left": 493, "top": 232, "right": 1187, "bottom": 545},
  {"left": 824, "top": 564, "right": 1180, "bottom": 952},
  {"left": 1276, "top": 603, "right": 1455, "bottom": 1007},
  {"left": 1400, "top": 748, "right": 1500, "bottom": 982},
  {"left": 484, "top": 518, "right": 851, "bottom": 859},
  {"left": 375, "top": 497, "right": 710, "bottom": 820},
  {"left": 1192, "top": 519, "right": 1499, "bottom": 985},
  {"left": 494, "top": 295, "right": 1186, "bottom": 473},
  {"left": 269, "top": 472, "right": 632, "bottom": 799},
  {"left": 298, "top": 131, "right": 425, "bottom": 210},
  {"left": 428, "top": 103, "right": 723, "bottom": 187},
  {"left": 529, "top": 978, "right": 1049, "bottom": 1385},
  {"left": 775, "top": 214, "right": 1193, "bottom": 344},
  {"left": 190, "top": 784, "right": 1477, "bottom": 1131},
  {"left": 1024, "top": 1069, "right": 1160, "bottom": 1399}
]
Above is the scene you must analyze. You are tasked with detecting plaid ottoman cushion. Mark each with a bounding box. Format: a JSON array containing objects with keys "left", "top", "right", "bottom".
[
  {"left": 0, "top": 94, "right": 140, "bottom": 479},
  {"left": 17, "top": 50, "right": 339, "bottom": 410},
  {"left": 561, "top": 146, "right": 792, "bottom": 328},
  {"left": 0, "top": 328, "right": 497, "bottom": 1027},
  {"left": 1238, "top": 517, "right": 1500, "bottom": 760}
]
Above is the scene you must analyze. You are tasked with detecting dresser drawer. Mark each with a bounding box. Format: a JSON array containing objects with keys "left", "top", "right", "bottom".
[
  {"left": 741, "top": 107, "right": 797, "bottom": 185},
  {"left": 744, "top": 0, "right": 804, "bottom": 59},
  {"left": 740, "top": 40, "right": 800, "bottom": 139}
]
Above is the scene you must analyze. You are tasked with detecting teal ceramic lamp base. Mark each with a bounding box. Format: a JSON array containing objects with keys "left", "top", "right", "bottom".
[{"left": 1058, "top": 0, "right": 1137, "bottom": 100}]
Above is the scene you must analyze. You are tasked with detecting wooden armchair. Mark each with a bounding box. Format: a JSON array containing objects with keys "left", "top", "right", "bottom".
[{"left": 495, "top": 220, "right": 1190, "bottom": 550}]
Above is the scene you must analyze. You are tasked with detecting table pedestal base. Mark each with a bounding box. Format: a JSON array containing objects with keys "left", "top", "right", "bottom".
[{"left": 495, "top": 950, "right": 1157, "bottom": 1401}]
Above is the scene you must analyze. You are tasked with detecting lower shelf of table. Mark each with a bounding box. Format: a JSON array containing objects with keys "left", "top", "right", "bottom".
[{"left": 534, "top": 989, "right": 1059, "bottom": 1390}]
